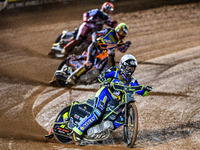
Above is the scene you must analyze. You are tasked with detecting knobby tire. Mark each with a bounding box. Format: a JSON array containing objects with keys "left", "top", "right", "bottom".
[{"left": 123, "top": 102, "right": 138, "bottom": 148}]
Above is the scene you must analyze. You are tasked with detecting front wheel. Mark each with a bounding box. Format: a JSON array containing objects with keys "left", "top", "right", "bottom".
[
  {"left": 123, "top": 102, "right": 138, "bottom": 148},
  {"left": 55, "top": 59, "right": 73, "bottom": 87}
]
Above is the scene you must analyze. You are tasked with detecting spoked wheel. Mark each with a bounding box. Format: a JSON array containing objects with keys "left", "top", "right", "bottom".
[
  {"left": 55, "top": 34, "right": 62, "bottom": 43},
  {"left": 48, "top": 34, "right": 66, "bottom": 58},
  {"left": 53, "top": 106, "right": 72, "bottom": 144},
  {"left": 123, "top": 102, "right": 138, "bottom": 148}
]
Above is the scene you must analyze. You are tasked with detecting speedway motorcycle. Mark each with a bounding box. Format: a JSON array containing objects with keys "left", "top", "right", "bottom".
[
  {"left": 50, "top": 44, "right": 123, "bottom": 87},
  {"left": 48, "top": 20, "right": 114, "bottom": 59},
  {"left": 48, "top": 28, "right": 92, "bottom": 59},
  {"left": 45, "top": 84, "right": 143, "bottom": 148}
]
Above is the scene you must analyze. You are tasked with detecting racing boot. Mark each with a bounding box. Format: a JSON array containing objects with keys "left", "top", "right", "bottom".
[
  {"left": 66, "top": 64, "right": 90, "bottom": 85},
  {"left": 71, "top": 131, "right": 82, "bottom": 145},
  {"left": 49, "top": 70, "right": 68, "bottom": 86},
  {"left": 66, "top": 74, "right": 76, "bottom": 85}
]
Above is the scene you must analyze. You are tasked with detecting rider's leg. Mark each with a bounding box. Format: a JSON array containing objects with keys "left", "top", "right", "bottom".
[
  {"left": 62, "top": 23, "right": 91, "bottom": 55},
  {"left": 62, "top": 37, "right": 84, "bottom": 55},
  {"left": 72, "top": 87, "right": 113, "bottom": 140},
  {"left": 107, "top": 55, "right": 116, "bottom": 69},
  {"left": 113, "top": 112, "right": 124, "bottom": 129},
  {"left": 67, "top": 61, "right": 93, "bottom": 84},
  {"left": 67, "top": 44, "right": 96, "bottom": 84}
]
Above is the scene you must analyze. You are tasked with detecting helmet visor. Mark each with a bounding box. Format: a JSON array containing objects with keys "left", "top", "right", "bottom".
[
  {"left": 106, "top": 6, "right": 113, "bottom": 11},
  {"left": 125, "top": 65, "right": 135, "bottom": 74},
  {"left": 105, "top": 8, "right": 113, "bottom": 15},
  {"left": 118, "top": 29, "right": 128, "bottom": 39}
]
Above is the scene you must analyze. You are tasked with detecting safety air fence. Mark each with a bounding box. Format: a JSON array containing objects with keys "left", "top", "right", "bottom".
[{"left": 0, "top": 0, "right": 67, "bottom": 10}]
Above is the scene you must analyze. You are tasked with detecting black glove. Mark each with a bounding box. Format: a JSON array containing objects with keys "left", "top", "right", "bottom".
[
  {"left": 112, "top": 20, "right": 118, "bottom": 28},
  {"left": 144, "top": 86, "right": 152, "bottom": 92},
  {"left": 125, "top": 41, "right": 131, "bottom": 47}
]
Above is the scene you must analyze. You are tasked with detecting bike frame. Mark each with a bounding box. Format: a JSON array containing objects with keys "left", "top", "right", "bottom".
[{"left": 112, "top": 84, "right": 143, "bottom": 132}]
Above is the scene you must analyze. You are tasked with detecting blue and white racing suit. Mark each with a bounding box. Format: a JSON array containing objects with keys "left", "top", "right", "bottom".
[{"left": 73, "top": 66, "right": 149, "bottom": 135}]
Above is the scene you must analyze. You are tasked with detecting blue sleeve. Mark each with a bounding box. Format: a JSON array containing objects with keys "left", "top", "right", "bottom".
[
  {"left": 104, "top": 69, "right": 116, "bottom": 80},
  {"left": 131, "top": 79, "right": 146, "bottom": 96},
  {"left": 98, "top": 67, "right": 117, "bottom": 83}
]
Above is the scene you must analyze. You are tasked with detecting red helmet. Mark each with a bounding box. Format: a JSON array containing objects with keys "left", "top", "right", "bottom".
[{"left": 101, "top": 2, "right": 114, "bottom": 15}]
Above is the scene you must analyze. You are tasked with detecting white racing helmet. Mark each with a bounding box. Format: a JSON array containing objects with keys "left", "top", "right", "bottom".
[{"left": 119, "top": 54, "right": 138, "bottom": 78}]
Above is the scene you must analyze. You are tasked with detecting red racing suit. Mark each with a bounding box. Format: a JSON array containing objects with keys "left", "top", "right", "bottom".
[
  {"left": 63, "top": 9, "right": 118, "bottom": 54},
  {"left": 78, "top": 9, "right": 118, "bottom": 39}
]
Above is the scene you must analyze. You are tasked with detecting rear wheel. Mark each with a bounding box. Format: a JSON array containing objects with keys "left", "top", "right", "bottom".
[
  {"left": 55, "top": 34, "right": 62, "bottom": 43},
  {"left": 53, "top": 106, "right": 72, "bottom": 144},
  {"left": 123, "top": 102, "right": 138, "bottom": 148},
  {"left": 48, "top": 34, "right": 67, "bottom": 58}
]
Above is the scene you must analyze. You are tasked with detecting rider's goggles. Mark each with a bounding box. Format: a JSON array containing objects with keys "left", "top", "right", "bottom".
[
  {"left": 125, "top": 66, "right": 136, "bottom": 73},
  {"left": 118, "top": 30, "right": 128, "bottom": 38},
  {"left": 105, "top": 5, "right": 114, "bottom": 12}
]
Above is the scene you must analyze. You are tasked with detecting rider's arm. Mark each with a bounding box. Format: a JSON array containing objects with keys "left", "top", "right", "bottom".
[
  {"left": 98, "top": 67, "right": 117, "bottom": 83},
  {"left": 91, "top": 28, "right": 105, "bottom": 43},
  {"left": 83, "top": 11, "right": 88, "bottom": 22},
  {"left": 117, "top": 41, "right": 131, "bottom": 53},
  {"left": 130, "top": 79, "right": 150, "bottom": 97},
  {"left": 83, "top": 9, "right": 99, "bottom": 23},
  {"left": 105, "top": 18, "right": 118, "bottom": 28},
  {"left": 91, "top": 32, "right": 97, "bottom": 43},
  {"left": 92, "top": 29, "right": 110, "bottom": 46}
]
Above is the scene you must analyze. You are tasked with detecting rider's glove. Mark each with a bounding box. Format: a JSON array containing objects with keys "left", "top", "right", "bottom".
[
  {"left": 103, "top": 81, "right": 110, "bottom": 87},
  {"left": 144, "top": 86, "right": 153, "bottom": 92},
  {"left": 108, "top": 48, "right": 115, "bottom": 56},
  {"left": 98, "top": 74, "right": 105, "bottom": 83},
  {"left": 111, "top": 20, "right": 118, "bottom": 28},
  {"left": 102, "top": 81, "right": 115, "bottom": 89},
  {"left": 118, "top": 42, "right": 131, "bottom": 53},
  {"left": 125, "top": 41, "right": 131, "bottom": 48}
]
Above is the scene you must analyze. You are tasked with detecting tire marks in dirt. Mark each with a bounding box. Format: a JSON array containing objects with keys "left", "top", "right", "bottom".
[{"left": 0, "top": 85, "right": 47, "bottom": 141}]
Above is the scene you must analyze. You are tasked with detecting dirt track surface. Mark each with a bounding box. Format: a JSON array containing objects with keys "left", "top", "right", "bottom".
[{"left": 0, "top": 1, "right": 200, "bottom": 150}]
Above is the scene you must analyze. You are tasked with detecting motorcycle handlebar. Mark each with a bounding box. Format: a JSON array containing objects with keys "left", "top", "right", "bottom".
[
  {"left": 113, "top": 84, "right": 144, "bottom": 93},
  {"left": 102, "top": 82, "right": 144, "bottom": 93},
  {"left": 99, "top": 43, "right": 125, "bottom": 49}
]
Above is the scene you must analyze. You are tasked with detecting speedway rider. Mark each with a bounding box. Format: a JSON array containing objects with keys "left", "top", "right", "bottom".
[
  {"left": 62, "top": 2, "right": 118, "bottom": 55},
  {"left": 71, "top": 54, "right": 153, "bottom": 143},
  {"left": 66, "top": 23, "right": 132, "bottom": 85}
]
